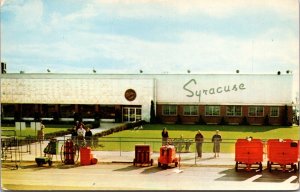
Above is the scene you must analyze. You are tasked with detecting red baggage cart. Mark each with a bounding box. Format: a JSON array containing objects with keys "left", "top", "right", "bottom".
[
  {"left": 133, "top": 144, "right": 153, "bottom": 166},
  {"left": 235, "top": 138, "right": 263, "bottom": 172},
  {"left": 267, "top": 139, "right": 298, "bottom": 172},
  {"left": 298, "top": 140, "right": 300, "bottom": 170},
  {"left": 158, "top": 145, "right": 179, "bottom": 168},
  {"left": 60, "top": 139, "right": 79, "bottom": 165}
]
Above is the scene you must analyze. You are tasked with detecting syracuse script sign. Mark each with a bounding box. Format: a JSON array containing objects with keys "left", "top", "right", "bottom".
[{"left": 183, "top": 79, "right": 246, "bottom": 102}]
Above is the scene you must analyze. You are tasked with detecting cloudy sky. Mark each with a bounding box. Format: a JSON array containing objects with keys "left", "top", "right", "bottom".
[{"left": 1, "top": 0, "right": 299, "bottom": 97}]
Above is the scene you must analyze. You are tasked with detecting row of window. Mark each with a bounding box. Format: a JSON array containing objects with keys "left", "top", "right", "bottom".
[{"left": 162, "top": 105, "right": 279, "bottom": 117}]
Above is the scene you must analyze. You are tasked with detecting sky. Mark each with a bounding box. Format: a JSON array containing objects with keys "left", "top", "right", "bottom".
[{"left": 0, "top": 0, "right": 299, "bottom": 99}]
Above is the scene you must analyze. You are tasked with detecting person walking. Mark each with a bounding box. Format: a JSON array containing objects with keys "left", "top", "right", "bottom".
[
  {"left": 195, "top": 130, "right": 204, "bottom": 158},
  {"left": 212, "top": 130, "right": 222, "bottom": 158},
  {"left": 161, "top": 127, "right": 169, "bottom": 146},
  {"left": 37, "top": 122, "right": 45, "bottom": 143}
]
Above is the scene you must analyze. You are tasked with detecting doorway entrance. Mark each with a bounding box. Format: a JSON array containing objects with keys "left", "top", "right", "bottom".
[{"left": 122, "top": 106, "right": 142, "bottom": 122}]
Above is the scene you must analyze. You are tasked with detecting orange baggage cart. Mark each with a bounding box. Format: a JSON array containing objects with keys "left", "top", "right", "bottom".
[
  {"left": 235, "top": 138, "right": 263, "bottom": 172},
  {"left": 267, "top": 139, "right": 298, "bottom": 172},
  {"left": 133, "top": 144, "right": 153, "bottom": 166},
  {"left": 158, "top": 145, "right": 179, "bottom": 168},
  {"left": 80, "top": 147, "right": 92, "bottom": 165}
]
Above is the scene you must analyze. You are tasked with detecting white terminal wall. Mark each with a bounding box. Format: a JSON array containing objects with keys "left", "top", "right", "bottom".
[
  {"left": 153, "top": 74, "right": 293, "bottom": 106},
  {"left": 0, "top": 76, "right": 155, "bottom": 122},
  {"left": 0, "top": 74, "right": 293, "bottom": 121}
]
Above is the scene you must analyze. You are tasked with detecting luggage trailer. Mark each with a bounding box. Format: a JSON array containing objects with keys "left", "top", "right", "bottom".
[
  {"left": 267, "top": 139, "right": 298, "bottom": 173},
  {"left": 235, "top": 139, "right": 263, "bottom": 172},
  {"left": 158, "top": 145, "right": 179, "bottom": 169},
  {"left": 133, "top": 144, "right": 153, "bottom": 166}
]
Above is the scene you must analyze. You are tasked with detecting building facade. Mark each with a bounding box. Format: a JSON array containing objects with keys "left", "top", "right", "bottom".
[{"left": 0, "top": 73, "right": 293, "bottom": 125}]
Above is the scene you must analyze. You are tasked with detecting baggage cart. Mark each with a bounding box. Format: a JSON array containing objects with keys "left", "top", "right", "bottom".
[
  {"left": 80, "top": 147, "right": 92, "bottom": 165},
  {"left": 80, "top": 147, "right": 97, "bottom": 165},
  {"left": 267, "top": 139, "right": 298, "bottom": 172},
  {"left": 298, "top": 140, "right": 300, "bottom": 171},
  {"left": 60, "top": 139, "right": 79, "bottom": 165},
  {"left": 133, "top": 144, "right": 153, "bottom": 166},
  {"left": 235, "top": 138, "right": 263, "bottom": 172},
  {"left": 35, "top": 156, "right": 52, "bottom": 167},
  {"left": 35, "top": 138, "right": 57, "bottom": 167},
  {"left": 158, "top": 145, "right": 179, "bottom": 168}
]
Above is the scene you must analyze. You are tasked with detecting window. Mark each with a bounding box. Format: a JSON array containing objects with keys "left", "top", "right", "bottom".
[
  {"left": 162, "top": 105, "right": 177, "bottom": 116},
  {"left": 79, "top": 105, "right": 95, "bottom": 118},
  {"left": 41, "top": 104, "right": 56, "bottom": 118},
  {"left": 183, "top": 105, "right": 198, "bottom": 116},
  {"left": 205, "top": 106, "right": 220, "bottom": 116},
  {"left": 248, "top": 106, "right": 264, "bottom": 117},
  {"left": 270, "top": 106, "right": 279, "bottom": 117},
  {"left": 60, "top": 104, "right": 75, "bottom": 118},
  {"left": 21, "top": 104, "right": 35, "bottom": 117},
  {"left": 226, "top": 106, "right": 242, "bottom": 116},
  {"left": 2, "top": 104, "right": 15, "bottom": 118},
  {"left": 100, "top": 105, "right": 115, "bottom": 119}
]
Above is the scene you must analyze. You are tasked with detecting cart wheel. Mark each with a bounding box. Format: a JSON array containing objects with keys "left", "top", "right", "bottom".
[
  {"left": 235, "top": 162, "right": 238, "bottom": 172},
  {"left": 74, "top": 144, "right": 80, "bottom": 163},
  {"left": 293, "top": 164, "right": 297, "bottom": 173},
  {"left": 60, "top": 143, "right": 80, "bottom": 164},
  {"left": 175, "top": 162, "right": 178, "bottom": 167},
  {"left": 48, "top": 160, "right": 53, "bottom": 166},
  {"left": 60, "top": 144, "right": 65, "bottom": 163},
  {"left": 158, "top": 162, "right": 161, "bottom": 167},
  {"left": 268, "top": 162, "right": 272, "bottom": 172},
  {"left": 259, "top": 163, "right": 263, "bottom": 172},
  {"left": 37, "top": 162, "right": 43, "bottom": 167}
]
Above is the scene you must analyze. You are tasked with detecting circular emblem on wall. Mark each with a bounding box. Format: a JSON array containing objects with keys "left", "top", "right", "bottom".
[{"left": 125, "top": 89, "right": 137, "bottom": 101}]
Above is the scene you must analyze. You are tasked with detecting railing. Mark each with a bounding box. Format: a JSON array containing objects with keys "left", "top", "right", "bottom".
[
  {"left": 96, "top": 137, "right": 238, "bottom": 153},
  {"left": 2, "top": 136, "right": 296, "bottom": 166}
]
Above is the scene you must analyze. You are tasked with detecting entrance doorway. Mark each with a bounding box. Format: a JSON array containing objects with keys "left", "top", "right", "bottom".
[{"left": 122, "top": 107, "right": 142, "bottom": 122}]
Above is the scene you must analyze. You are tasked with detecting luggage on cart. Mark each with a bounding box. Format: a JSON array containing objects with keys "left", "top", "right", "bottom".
[
  {"left": 43, "top": 138, "right": 58, "bottom": 155},
  {"left": 235, "top": 138, "right": 263, "bottom": 172},
  {"left": 158, "top": 145, "right": 179, "bottom": 168},
  {"left": 267, "top": 139, "right": 298, "bottom": 172},
  {"left": 133, "top": 144, "right": 153, "bottom": 166}
]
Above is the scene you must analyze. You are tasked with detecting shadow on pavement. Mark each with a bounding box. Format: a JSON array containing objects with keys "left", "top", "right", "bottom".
[
  {"left": 215, "top": 167, "right": 299, "bottom": 183},
  {"left": 113, "top": 165, "right": 140, "bottom": 172},
  {"left": 7, "top": 163, "right": 56, "bottom": 171},
  {"left": 254, "top": 169, "right": 299, "bottom": 183},
  {"left": 141, "top": 166, "right": 166, "bottom": 174},
  {"left": 56, "top": 163, "right": 81, "bottom": 169},
  {"left": 215, "top": 168, "right": 259, "bottom": 181}
]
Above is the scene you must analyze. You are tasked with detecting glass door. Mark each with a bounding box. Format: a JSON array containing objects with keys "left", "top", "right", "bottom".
[{"left": 122, "top": 107, "right": 142, "bottom": 122}]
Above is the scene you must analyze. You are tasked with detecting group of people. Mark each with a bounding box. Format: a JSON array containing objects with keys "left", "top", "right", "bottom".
[
  {"left": 161, "top": 128, "right": 222, "bottom": 158},
  {"left": 71, "top": 121, "right": 93, "bottom": 147}
]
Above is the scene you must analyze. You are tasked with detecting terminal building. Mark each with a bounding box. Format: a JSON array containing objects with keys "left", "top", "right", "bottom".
[{"left": 0, "top": 72, "right": 293, "bottom": 125}]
